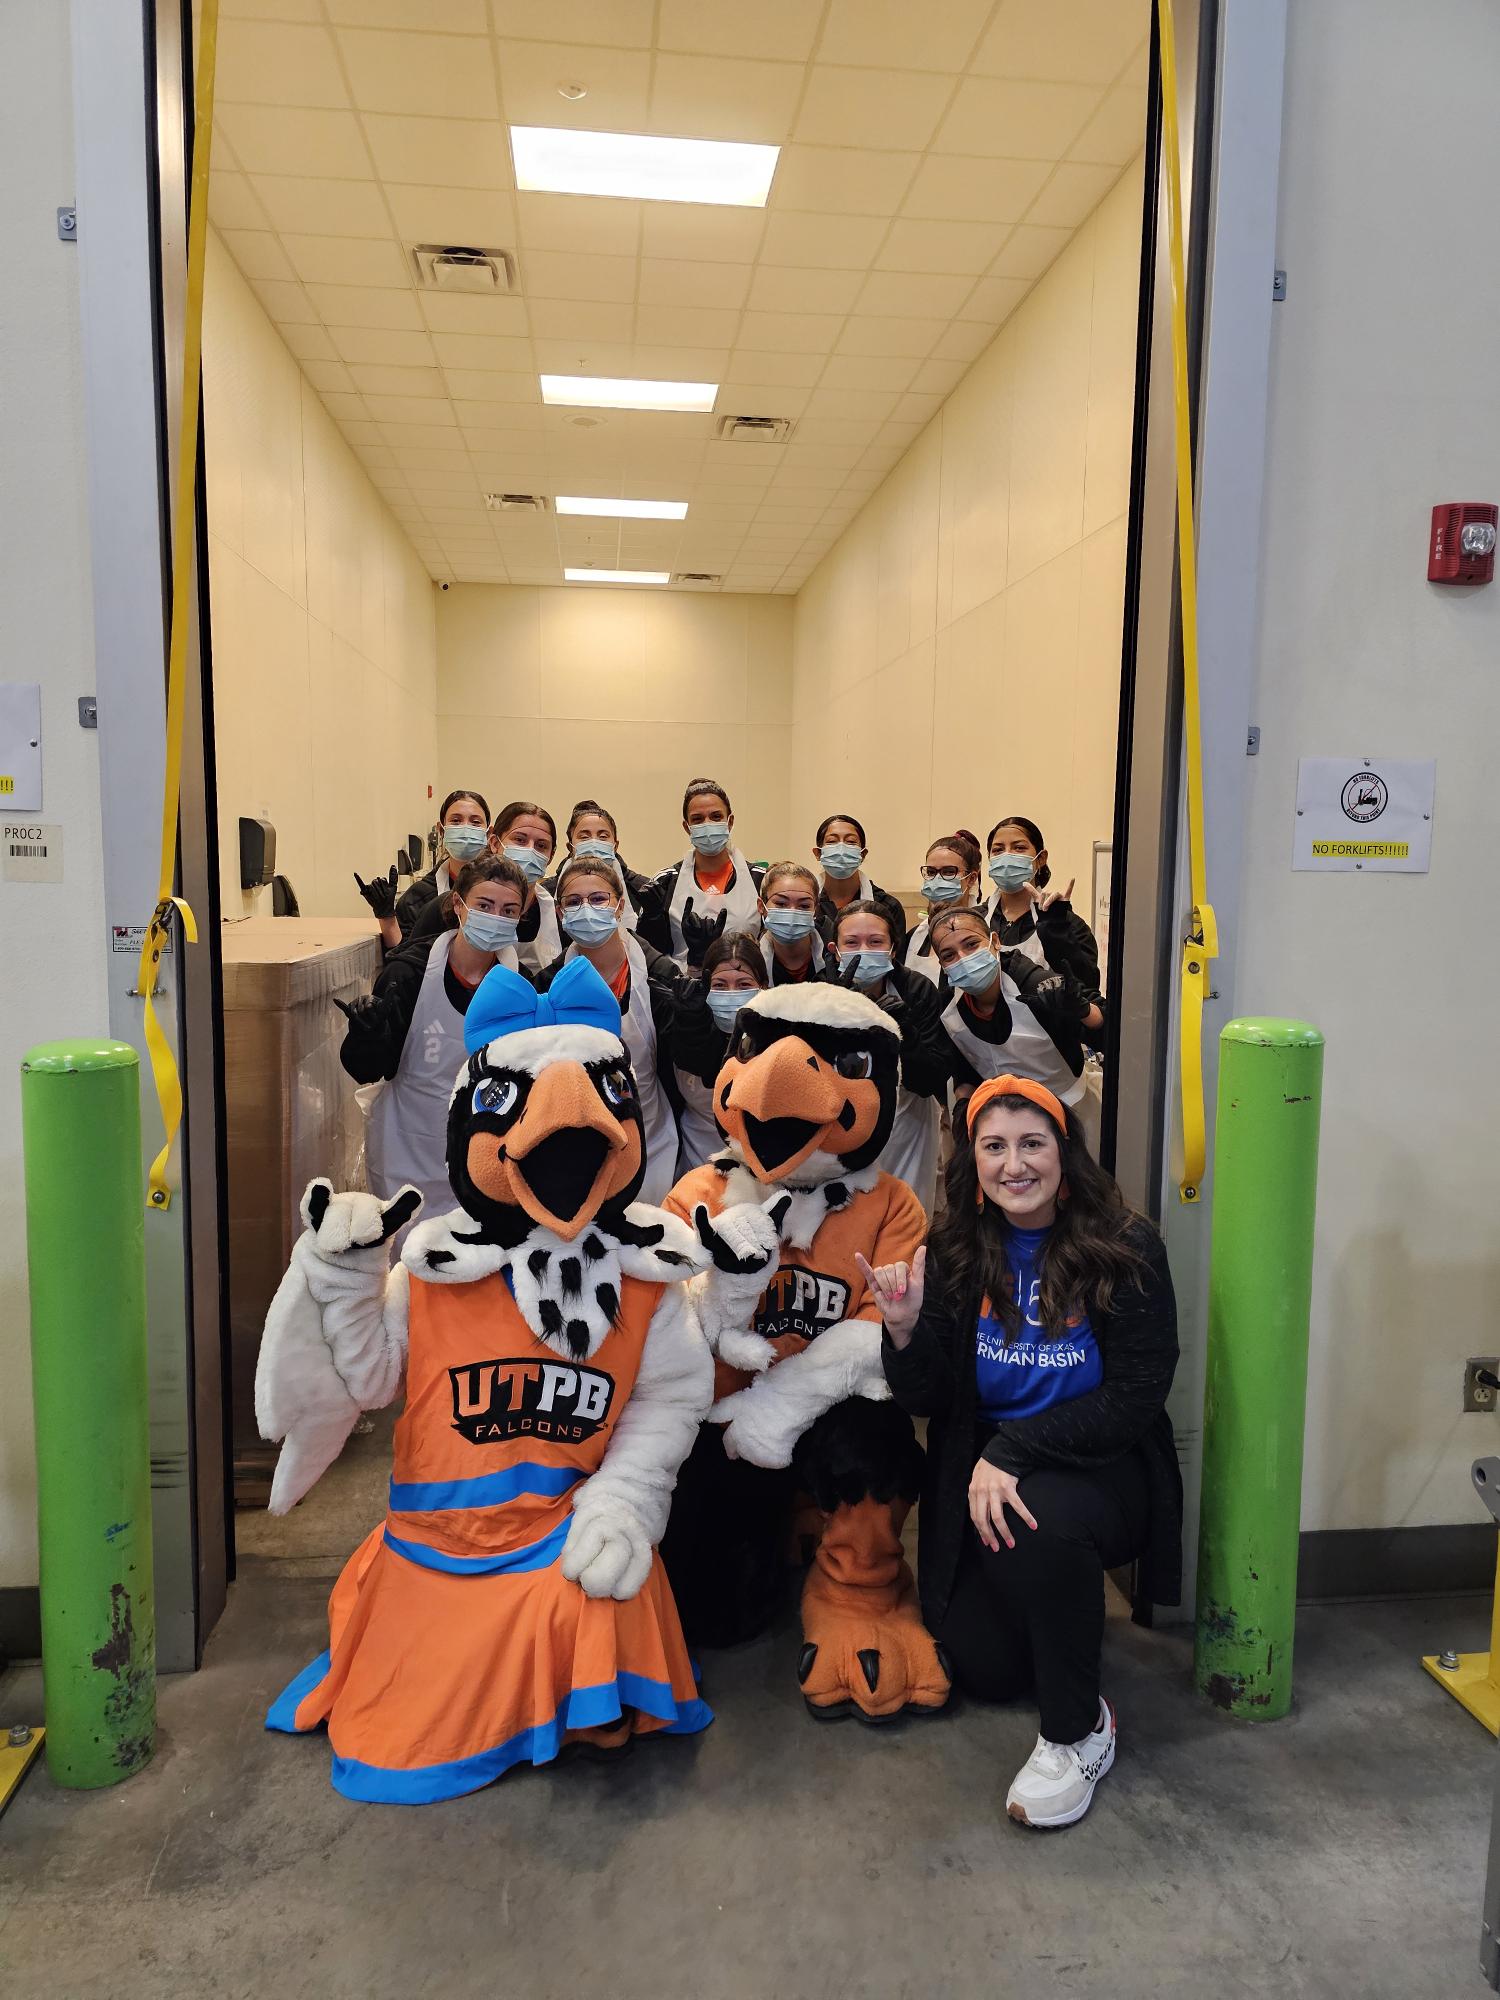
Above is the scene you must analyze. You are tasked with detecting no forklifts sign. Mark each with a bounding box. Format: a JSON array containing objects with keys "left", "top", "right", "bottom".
[{"left": 1292, "top": 757, "right": 1435, "bottom": 873}]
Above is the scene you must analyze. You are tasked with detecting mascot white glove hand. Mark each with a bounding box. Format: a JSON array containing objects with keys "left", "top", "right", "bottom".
[
  {"left": 300, "top": 1180, "right": 422, "bottom": 1268},
  {"left": 710, "top": 1318, "right": 890, "bottom": 1469},
  {"left": 561, "top": 1495, "right": 654, "bottom": 1602},
  {"left": 688, "top": 1193, "right": 790, "bottom": 1375}
]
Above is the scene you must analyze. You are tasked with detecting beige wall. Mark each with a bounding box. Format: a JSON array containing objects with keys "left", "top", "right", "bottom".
[
  {"left": 1239, "top": 0, "right": 1500, "bottom": 1533},
  {"left": 790, "top": 160, "right": 1142, "bottom": 903},
  {"left": 436, "top": 585, "right": 794, "bottom": 873},
  {"left": 204, "top": 232, "right": 437, "bottom": 919}
]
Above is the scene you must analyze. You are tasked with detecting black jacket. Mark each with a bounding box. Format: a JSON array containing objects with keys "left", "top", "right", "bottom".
[
  {"left": 817, "top": 878, "right": 907, "bottom": 958},
  {"left": 636, "top": 854, "right": 766, "bottom": 961},
  {"left": 340, "top": 929, "right": 481, "bottom": 1083},
  {"left": 940, "top": 950, "right": 1095, "bottom": 1085},
  {"left": 819, "top": 958, "right": 955, "bottom": 1102},
  {"left": 393, "top": 867, "right": 444, "bottom": 941},
  {"left": 405, "top": 881, "right": 553, "bottom": 963},
  {"left": 882, "top": 1224, "right": 1182, "bottom": 1618}
]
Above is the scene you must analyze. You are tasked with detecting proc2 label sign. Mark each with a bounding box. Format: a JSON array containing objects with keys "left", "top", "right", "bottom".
[{"left": 3, "top": 820, "right": 64, "bottom": 883}]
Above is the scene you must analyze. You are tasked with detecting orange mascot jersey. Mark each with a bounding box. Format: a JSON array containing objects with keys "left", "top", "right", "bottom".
[{"left": 266, "top": 1267, "right": 710, "bottom": 1803}]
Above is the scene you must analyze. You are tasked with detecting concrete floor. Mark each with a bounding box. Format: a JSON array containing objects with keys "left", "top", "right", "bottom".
[{"left": 0, "top": 1580, "right": 1491, "bottom": 2000}]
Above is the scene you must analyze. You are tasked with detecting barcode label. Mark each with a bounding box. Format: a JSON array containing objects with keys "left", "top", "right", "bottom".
[
  {"left": 3, "top": 820, "right": 62, "bottom": 882},
  {"left": 10, "top": 842, "right": 45, "bottom": 857}
]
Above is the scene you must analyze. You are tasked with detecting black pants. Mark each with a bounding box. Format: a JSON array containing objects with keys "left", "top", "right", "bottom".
[{"left": 933, "top": 1449, "right": 1150, "bottom": 1745}]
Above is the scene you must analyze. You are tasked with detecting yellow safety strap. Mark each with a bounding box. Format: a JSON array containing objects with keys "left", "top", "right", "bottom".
[
  {"left": 1156, "top": 0, "right": 1217, "bottom": 1204},
  {"left": 137, "top": 0, "right": 219, "bottom": 1211}
]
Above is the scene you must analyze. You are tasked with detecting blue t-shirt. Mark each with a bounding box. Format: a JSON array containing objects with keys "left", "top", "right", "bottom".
[{"left": 974, "top": 1223, "right": 1102, "bottom": 1424}]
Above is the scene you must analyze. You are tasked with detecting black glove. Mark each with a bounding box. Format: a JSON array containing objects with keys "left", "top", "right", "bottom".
[
  {"left": 1001, "top": 950, "right": 1089, "bottom": 1029},
  {"left": 834, "top": 950, "right": 862, "bottom": 988},
  {"left": 679, "top": 897, "right": 728, "bottom": 965},
  {"left": 354, "top": 866, "right": 398, "bottom": 919},
  {"left": 334, "top": 992, "right": 389, "bottom": 1036},
  {"left": 1032, "top": 895, "right": 1075, "bottom": 954}
]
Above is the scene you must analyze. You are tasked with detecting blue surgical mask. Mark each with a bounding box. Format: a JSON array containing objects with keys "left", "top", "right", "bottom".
[
  {"left": 922, "top": 874, "right": 965, "bottom": 905},
  {"left": 562, "top": 903, "right": 619, "bottom": 947},
  {"left": 443, "top": 824, "right": 488, "bottom": 863},
  {"left": 820, "top": 842, "right": 862, "bottom": 880},
  {"left": 850, "top": 949, "right": 893, "bottom": 987},
  {"left": 504, "top": 842, "right": 548, "bottom": 884},
  {"left": 461, "top": 910, "right": 519, "bottom": 953},
  {"left": 573, "top": 838, "right": 616, "bottom": 864},
  {"left": 988, "top": 855, "right": 1034, "bottom": 893},
  {"left": 707, "top": 988, "right": 751, "bottom": 1032},
  {"left": 688, "top": 820, "right": 730, "bottom": 856},
  {"left": 765, "top": 907, "right": 816, "bottom": 944},
  {"left": 946, "top": 946, "right": 998, "bottom": 993}
]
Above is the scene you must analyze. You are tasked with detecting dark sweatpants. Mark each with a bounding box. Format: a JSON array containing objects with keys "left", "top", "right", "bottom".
[{"left": 933, "top": 1448, "right": 1150, "bottom": 1746}]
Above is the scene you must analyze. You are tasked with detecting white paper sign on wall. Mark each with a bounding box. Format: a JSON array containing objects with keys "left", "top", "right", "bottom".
[
  {"left": 1292, "top": 756, "right": 1435, "bottom": 873},
  {"left": 0, "top": 683, "right": 43, "bottom": 811}
]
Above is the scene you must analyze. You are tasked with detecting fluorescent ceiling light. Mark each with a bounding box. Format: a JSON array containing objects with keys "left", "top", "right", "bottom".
[
  {"left": 511, "top": 126, "right": 778, "bottom": 208},
  {"left": 564, "top": 568, "right": 670, "bottom": 586},
  {"left": 541, "top": 374, "right": 717, "bottom": 413},
  {"left": 556, "top": 495, "right": 689, "bottom": 521}
]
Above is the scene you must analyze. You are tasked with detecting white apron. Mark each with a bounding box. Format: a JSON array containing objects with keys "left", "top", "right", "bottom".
[
  {"left": 941, "top": 975, "right": 1086, "bottom": 1109},
  {"left": 881, "top": 1085, "right": 942, "bottom": 1217},
  {"left": 759, "top": 931, "right": 826, "bottom": 982},
  {"left": 903, "top": 917, "right": 941, "bottom": 986},
  {"left": 564, "top": 933, "right": 677, "bottom": 1206},
  {"left": 985, "top": 890, "right": 1046, "bottom": 967},
  {"left": 517, "top": 885, "right": 562, "bottom": 976},
  {"left": 674, "top": 1064, "right": 723, "bottom": 1178},
  {"left": 365, "top": 932, "right": 470, "bottom": 1225},
  {"left": 666, "top": 848, "right": 761, "bottom": 966}
]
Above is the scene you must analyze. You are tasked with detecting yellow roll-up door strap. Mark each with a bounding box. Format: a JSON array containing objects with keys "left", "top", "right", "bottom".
[
  {"left": 1156, "top": 0, "right": 1217, "bottom": 1204},
  {"left": 137, "top": 0, "right": 219, "bottom": 1211}
]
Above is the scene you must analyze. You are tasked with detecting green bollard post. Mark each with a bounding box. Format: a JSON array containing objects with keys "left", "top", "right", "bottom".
[
  {"left": 21, "top": 1039, "right": 156, "bottom": 1786},
  {"left": 1194, "top": 1017, "right": 1324, "bottom": 1720}
]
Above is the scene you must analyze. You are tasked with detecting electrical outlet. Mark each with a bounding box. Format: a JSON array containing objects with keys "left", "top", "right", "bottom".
[{"left": 1465, "top": 1358, "right": 1500, "bottom": 1413}]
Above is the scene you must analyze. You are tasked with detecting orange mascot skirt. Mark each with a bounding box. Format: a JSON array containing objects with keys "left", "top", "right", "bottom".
[{"left": 265, "top": 1268, "right": 710, "bottom": 1804}]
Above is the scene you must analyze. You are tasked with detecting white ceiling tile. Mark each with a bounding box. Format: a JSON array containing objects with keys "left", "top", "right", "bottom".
[
  {"left": 769, "top": 146, "right": 920, "bottom": 218},
  {"left": 361, "top": 114, "right": 514, "bottom": 189},
  {"left": 656, "top": 0, "right": 820, "bottom": 60},
  {"left": 222, "top": 0, "right": 323, "bottom": 18},
  {"left": 722, "top": 350, "right": 826, "bottom": 388},
  {"left": 989, "top": 224, "right": 1073, "bottom": 278},
  {"left": 526, "top": 298, "right": 635, "bottom": 341},
  {"left": 430, "top": 331, "right": 535, "bottom": 370},
  {"left": 875, "top": 419, "right": 926, "bottom": 447},
  {"left": 366, "top": 394, "right": 458, "bottom": 424},
  {"left": 756, "top": 212, "right": 888, "bottom": 273},
  {"left": 494, "top": 41, "right": 651, "bottom": 131},
  {"left": 216, "top": 105, "right": 369, "bottom": 178},
  {"left": 1068, "top": 77, "right": 1149, "bottom": 166},
  {"left": 781, "top": 442, "right": 865, "bottom": 470},
  {"left": 516, "top": 192, "right": 643, "bottom": 256},
  {"left": 855, "top": 269, "right": 978, "bottom": 316},
  {"left": 338, "top": 30, "right": 499, "bottom": 118},
  {"left": 818, "top": 354, "right": 918, "bottom": 394},
  {"left": 208, "top": 171, "right": 270, "bottom": 231},
  {"left": 794, "top": 68, "right": 955, "bottom": 151},
  {"left": 282, "top": 234, "right": 411, "bottom": 287},
  {"left": 454, "top": 398, "right": 551, "bottom": 429},
  {"left": 491, "top": 0, "right": 653, "bottom": 43},
  {"left": 320, "top": 391, "right": 370, "bottom": 421},
  {"left": 249, "top": 174, "right": 393, "bottom": 238},
  {"left": 464, "top": 427, "right": 551, "bottom": 453},
  {"left": 276, "top": 322, "right": 338, "bottom": 361},
  {"left": 638, "top": 203, "right": 767, "bottom": 265},
  {"left": 648, "top": 54, "right": 804, "bottom": 144},
  {"left": 217, "top": 20, "right": 348, "bottom": 107},
  {"left": 385, "top": 186, "right": 518, "bottom": 247},
  {"left": 972, "top": 0, "right": 1148, "bottom": 86},
  {"left": 419, "top": 291, "right": 531, "bottom": 334},
  {"left": 638, "top": 259, "right": 752, "bottom": 310},
  {"left": 900, "top": 155, "right": 1052, "bottom": 225},
  {"left": 716, "top": 382, "right": 810, "bottom": 417},
  {"left": 529, "top": 339, "right": 637, "bottom": 376},
  {"left": 875, "top": 219, "right": 1011, "bottom": 275},
  {"left": 633, "top": 304, "right": 743, "bottom": 347},
  {"left": 523, "top": 249, "right": 638, "bottom": 302},
  {"left": 909, "top": 356, "right": 967, "bottom": 395},
  {"left": 835, "top": 315, "right": 945, "bottom": 359},
  {"left": 931, "top": 317, "right": 996, "bottom": 361},
  {"left": 935, "top": 78, "right": 1101, "bottom": 158},
  {"left": 786, "top": 417, "right": 878, "bottom": 448},
  {"left": 380, "top": 421, "right": 465, "bottom": 449},
  {"left": 251, "top": 277, "right": 319, "bottom": 323},
  {"left": 304, "top": 283, "right": 424, "bottom": 328},
  {"left": 329, "top": 324, "right": 440, "bottom": 365},
  {"left": 300, "top": 359, "right": 356, "bottom": 394},
  {"left": 890, "top": 390, "right": 945, "bottom": 422},
  {"left": 801, "top": 387, "right": 898, "bottom": 424},
  {"left": 959, "top": 273, "right": 1031, "bottom": 320},
  {"left": 1024, "top": 160, "right": 1122, "bottom": 228},
  {"left": 629, "top": 342, "right": 733, "bottom": 378},
  {"left": 442, "top": 370, "right": 541, "bottom": 404},
  {"left": 737, "top": 310, "right": 844, "bottom": 355},
  {"left": 327, "top": 0, "right": 487, "bottom": 28},
  {"left": 217, "top": 228, "right": 296, "bottom": 282},
  {"left": 747, "top": 265, "right": 863, "bottom": 315},
  {"left": 348, "top": 362, "right": 448, "bottom": 398},
  {"left": 817, "top": 0, "right": 995, "bottom": 73},
  {"left": 389, "top": 444, "right": 471, "bottom": 469}
]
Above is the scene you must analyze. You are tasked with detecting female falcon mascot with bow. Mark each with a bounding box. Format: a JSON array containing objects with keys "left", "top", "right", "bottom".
[
  {"left": 662, "top": 982, "right": 952, "bottom": 1724},
  {"left": 256, "top": 958, "right": 779, "bottom": 1803}
]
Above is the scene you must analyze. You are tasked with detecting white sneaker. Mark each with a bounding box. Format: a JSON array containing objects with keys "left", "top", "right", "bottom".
[{"left": 1005, "top": 1698, "right": 1116, "bottom": 1829}]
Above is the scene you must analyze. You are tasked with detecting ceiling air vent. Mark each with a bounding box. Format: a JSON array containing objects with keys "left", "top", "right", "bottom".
[
  {"left": 715, "top": 414, "right": 793, "bottom": 443},
  {"left": 672, "top": 572, "right": 723, "bottom": 589},
  {"left": 484, "top": 493, "right": 548, "bottom": 512},
  {"left": 411, "top": 244, "right": 516, "bottom": 294}
]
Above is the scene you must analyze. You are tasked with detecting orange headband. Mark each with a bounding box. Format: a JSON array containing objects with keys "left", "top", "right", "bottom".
[{"left": 965, "top": 1073, "right": 1068, "bottom": 1137}]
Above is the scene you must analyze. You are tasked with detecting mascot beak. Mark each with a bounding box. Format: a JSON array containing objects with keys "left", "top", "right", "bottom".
[
  {"left": 473, "top": 1061, "right": 637, "bottom": 1240},
  {"left": 719, "top": 1034, "right": 850, "bottom": 1181}
]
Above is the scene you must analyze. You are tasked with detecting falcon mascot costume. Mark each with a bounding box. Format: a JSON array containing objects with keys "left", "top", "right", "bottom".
[
  {"left": 662, "top": 983, "right": 952, "bottom": 1723},
  {"left": 256, "top": 958, "right": 779, "bottom": 1802}
]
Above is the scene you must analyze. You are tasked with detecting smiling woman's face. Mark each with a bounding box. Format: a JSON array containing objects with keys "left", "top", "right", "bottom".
[{"left": 972, "top": 1102, "right": 1064, "bottom": 1227}]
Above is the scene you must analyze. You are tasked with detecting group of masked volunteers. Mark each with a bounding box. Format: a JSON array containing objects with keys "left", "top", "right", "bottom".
[{"left": 342, "top": 779, "right": 1107, "bottom": 1225}]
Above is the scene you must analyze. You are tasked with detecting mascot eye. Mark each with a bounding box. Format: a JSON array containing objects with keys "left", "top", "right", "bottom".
[
  {"left": 472, "top": 1076, "right": 519, "bottom": 1118},
  {"left": 735, "top": 1031, "right": 756, "bottom": 1062},
  {"left": 833, "top": 1049, "right": 873, "bottom": 1081},
  {"left": 600, "top": 1066, "right": 635, "bottom": 1108}
]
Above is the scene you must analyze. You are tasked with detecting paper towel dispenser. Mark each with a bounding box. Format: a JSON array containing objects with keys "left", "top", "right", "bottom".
[{"left": 239, "top": 815, "right": 276, "bottom": 890}]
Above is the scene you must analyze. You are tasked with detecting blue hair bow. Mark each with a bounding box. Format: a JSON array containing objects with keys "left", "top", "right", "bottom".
[{"left": 463, "top": 957, "right": 622, "bottom": 1054}]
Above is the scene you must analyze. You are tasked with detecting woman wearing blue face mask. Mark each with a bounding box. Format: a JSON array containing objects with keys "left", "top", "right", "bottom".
[
  {"left": 339, "top": 855, "right": 528, "bottom": 1228},
  {"left": 543, "top": 798, "right": 652, "bottom": 933},
  {"left": 828, "top": 900, "right": 953, "bottom": 1215},
  {"left": 532, "top": 856, "right": 685, "bottom": 1205},
  {"left": 929, "top": 904, "right": 1102, "bottom": 1152},
  {"left": 370, "top": 788, "right": 491, "bottom": 948},
  {"left": 668, "top": 932, "right": 769, "bottom": 1175},
  {"left": 811, "top": 812, "right": 907, "bottom": 956},
  {"left": 756, "top": 860, "right": 828, "bottom": 985},
  {"left": 640, "top": 778, "right": 764, "bottom": 970},
  {"left": 985, "top": 817, "right": 1104, "bottom": 1023},
  {"left": 487, "top": 800, "right": 562, "bottom": 974},
  {"left": 904, "top": 830, "right": 984, "bottom": 985}
]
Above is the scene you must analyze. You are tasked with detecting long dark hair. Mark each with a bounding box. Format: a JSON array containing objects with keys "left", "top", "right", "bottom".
[
  {"left": 929, "top": 1093, "right": 1149, "bottom": 1339},
  {"left": 986, "top": 814, "right": 1051, "bottom": 889}
]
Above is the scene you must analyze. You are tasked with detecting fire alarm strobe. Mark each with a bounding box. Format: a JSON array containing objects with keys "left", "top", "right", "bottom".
[{"left": 1428, "top": 502, "right": 1497, "bottom": 584}]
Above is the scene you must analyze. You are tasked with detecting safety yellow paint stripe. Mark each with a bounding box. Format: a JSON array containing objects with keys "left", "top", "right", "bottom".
[
  {"left": 137, "top": 0, "right": 219, "bottom": 1212},
  {"left": 1156, "top": 0, "right": 1217, "bottom": 1204},
  {"left": 0, "top": 1725, "right": 45, "bottom": 1817}
]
